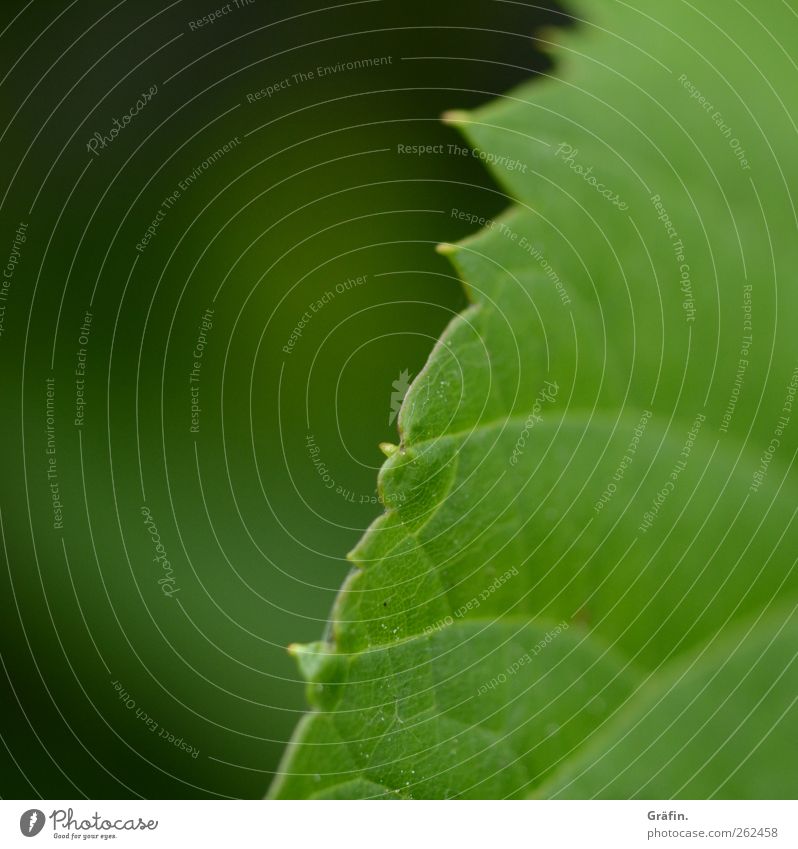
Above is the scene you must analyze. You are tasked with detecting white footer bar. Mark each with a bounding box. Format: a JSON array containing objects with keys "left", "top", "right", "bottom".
[{"left": 3, "top": 800, "right": 795, "bottom": 848}]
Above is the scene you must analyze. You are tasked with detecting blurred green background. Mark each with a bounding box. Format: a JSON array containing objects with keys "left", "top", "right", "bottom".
[{"left": 0, "top": 0, "right": 564, "bottom": 798}]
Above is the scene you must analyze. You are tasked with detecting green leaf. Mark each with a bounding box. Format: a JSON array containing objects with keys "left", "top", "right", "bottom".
[
  {"left": 537, "top": 609, "right": 798, "bottom": 799},
  {"left": 270, "top": 0, "right": 798, "bottom": 799}
]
